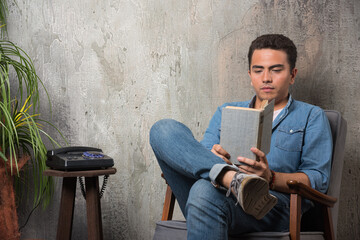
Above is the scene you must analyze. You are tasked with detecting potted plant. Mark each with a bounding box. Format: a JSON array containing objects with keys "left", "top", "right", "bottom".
[{"left": 0, "top": 2, "right": 64, "bottom": 239}]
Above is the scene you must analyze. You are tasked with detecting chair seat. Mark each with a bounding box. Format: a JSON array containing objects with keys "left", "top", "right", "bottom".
[
  {"left": 153, "top": 220, "right": 187, "bottom": 240},
  {"left": 153, "top": 220, "right": 325, "bottom": 240}
]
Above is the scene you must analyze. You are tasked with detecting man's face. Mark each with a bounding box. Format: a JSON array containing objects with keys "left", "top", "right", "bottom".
[{"left": 248, "top": 49, "right": 297, "bottom": 109}]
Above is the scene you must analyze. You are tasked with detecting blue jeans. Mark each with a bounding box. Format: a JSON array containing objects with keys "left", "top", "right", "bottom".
[{"left": 150, "top": 119, "right": 290, "bottom": 240}]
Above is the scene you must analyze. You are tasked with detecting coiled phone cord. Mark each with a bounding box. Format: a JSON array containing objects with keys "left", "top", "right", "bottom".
[{"left": 78, "top": 175, "right": 109, "bottom": 199}]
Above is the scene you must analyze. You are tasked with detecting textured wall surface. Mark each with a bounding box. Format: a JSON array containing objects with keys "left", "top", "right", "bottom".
[{"left": 5, "top": 0, "right": 359, "bottom": 239}]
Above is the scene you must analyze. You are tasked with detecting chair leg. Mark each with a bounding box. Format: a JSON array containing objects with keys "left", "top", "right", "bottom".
[
  {"left": 323, "top": 206, "right": 335, "bottom": 240},
  {"left": 161, "top": 185, "right": 176, "bottom": 221},
  {"left": 289, "top": 193, "right": 301, "bottom": 240}
]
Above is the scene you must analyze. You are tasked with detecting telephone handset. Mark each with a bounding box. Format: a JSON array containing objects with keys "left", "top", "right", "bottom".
[
  {"left": 46, "top": 146, "right": 114, "bottom": 171},
  {"left": 47, "top": 146, "right": 102, "bottom": 156}
]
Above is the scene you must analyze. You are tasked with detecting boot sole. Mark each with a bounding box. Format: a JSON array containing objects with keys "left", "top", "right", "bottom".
[{"left": 241, "top": 177, "right": 277, "bottom": 219}]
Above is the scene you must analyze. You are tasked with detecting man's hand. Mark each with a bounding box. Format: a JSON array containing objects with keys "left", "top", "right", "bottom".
[
  {"left": 211, "top": 144, "right": 232, "bottom": 165},
  {"left": 237, "top": 147, "right": 272, "bottom": 182},
  {"left": 238, "top": 147, "right": 311, "bottom": 193}
]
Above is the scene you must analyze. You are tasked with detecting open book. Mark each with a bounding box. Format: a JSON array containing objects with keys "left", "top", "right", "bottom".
[{"left": 220, "top": 100, "right": 274, "bottom": 165}]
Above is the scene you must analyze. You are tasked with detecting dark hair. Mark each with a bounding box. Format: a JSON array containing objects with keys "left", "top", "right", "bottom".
[{"left": 248, "top": 34, "right": 297, "bottom": 71}]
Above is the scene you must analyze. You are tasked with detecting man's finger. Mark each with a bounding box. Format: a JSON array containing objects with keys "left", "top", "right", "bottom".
[
  {"left": 213, "top": 144, "right": 230, "bottom": 158},
  {"left": 212, "top": 149, "right": 231, "bottom": 164},
  {"left": 250, "top": 147, "right": 267, "bottom": 162},
  {"left": 222, "top": 157, "right": 232, "bottom": 165},
  {"left": 238, "top": 157, "right": 257, "bottom": 168}
]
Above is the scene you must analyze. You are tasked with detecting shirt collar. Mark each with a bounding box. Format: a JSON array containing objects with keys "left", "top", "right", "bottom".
[
  {"left": 248, "top": 94, "right": 293, "bottom": 110},
  {"left": 248, "top": 95, "right": 257, "bottom": 108},
  {"left": 272, "top": 94, "right": 294, "bottom": 129},
  {"left": 284, "top": 94, "right": 293, "bottom": 110}
]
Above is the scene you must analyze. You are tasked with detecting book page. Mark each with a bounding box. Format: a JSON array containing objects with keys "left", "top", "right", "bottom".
[{"left": 220, "top": 108, "right": 261, "bottom": 164}]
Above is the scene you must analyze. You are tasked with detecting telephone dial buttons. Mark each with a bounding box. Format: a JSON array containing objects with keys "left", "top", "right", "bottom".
[{"left": 83, "top": 151, "right": 104, "bottom": 159}]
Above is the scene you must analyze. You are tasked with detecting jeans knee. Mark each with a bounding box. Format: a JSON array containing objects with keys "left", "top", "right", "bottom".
[
  {"left": 150, "top": 119, "right": 192, "bottom": 146},
  {"left": 150, "top": 119, "right": 177, "bottom": 144}
]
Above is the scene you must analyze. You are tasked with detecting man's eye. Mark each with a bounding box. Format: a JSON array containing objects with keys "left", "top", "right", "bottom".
[
  {"left": 254, "top": 70, "right": 263, "bottom": 73},
  {"left": 272, "top": 69, "right": 282, "bottom": 72}
]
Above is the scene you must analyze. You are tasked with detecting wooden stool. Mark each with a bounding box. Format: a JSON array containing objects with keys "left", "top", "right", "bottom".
[{"left": 43, "top": 168, "right": 117, "bottom": 240}]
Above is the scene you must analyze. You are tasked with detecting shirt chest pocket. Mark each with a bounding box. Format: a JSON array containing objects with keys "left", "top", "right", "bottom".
[{"left": 275, "top": 126, "right": 304, "bottom": 152}]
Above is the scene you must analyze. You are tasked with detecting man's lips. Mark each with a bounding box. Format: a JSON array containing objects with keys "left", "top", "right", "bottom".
[{"left": 260, "top": 86, "right": 274, "bottom": 92}]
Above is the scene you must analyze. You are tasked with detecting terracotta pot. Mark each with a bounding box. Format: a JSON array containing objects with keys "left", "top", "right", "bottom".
[{"left": 0, "top": 153, "right": 30, "bottom": 240}]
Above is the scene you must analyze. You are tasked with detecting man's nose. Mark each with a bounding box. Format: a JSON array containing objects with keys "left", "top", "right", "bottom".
[{"left": 262, "top": 70, "right": 272, "bottom": 83}]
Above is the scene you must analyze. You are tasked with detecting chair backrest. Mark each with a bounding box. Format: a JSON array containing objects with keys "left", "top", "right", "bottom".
[
  {"left": 324, "top": 110, "right": 347, "bottom": 237},
  {"left": 301, "top": 110, "right": 347, "bottom": 237}
]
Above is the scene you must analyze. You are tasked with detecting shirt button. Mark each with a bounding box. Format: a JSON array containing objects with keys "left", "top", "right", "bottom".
[{"left": 290, "top": 129, "right": 294, "bottom": 133}]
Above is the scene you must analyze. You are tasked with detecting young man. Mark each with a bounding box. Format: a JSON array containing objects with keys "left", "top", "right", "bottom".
[{"left": 150, "top": 34, "right": 332, "bottom": 239}]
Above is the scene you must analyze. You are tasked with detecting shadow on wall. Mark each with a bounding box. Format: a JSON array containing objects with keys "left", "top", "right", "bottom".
[{"left": 212, "top": 0, "right": 337, "bottom": 109}]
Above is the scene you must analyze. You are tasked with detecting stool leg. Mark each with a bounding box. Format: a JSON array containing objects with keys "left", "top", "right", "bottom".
[
  {"left": 85, "top": 176, "right": 103, "bottom": 240},
  {"left": 57, "top": 177, "right": 77, "bottom": 240}
]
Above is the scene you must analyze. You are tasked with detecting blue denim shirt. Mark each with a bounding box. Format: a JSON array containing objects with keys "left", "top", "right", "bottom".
[{"left": 201, "top": 95, "right": 333, "bottom": 193}]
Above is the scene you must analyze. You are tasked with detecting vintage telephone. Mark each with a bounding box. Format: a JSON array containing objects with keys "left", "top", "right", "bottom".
[{"left": 46, "top": 146, "right": 114, "bottom": 171}]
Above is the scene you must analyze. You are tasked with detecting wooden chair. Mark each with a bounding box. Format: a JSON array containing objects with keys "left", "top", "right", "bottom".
[{"left": 153, "top": 110, "right": 347, "bottom": 240}]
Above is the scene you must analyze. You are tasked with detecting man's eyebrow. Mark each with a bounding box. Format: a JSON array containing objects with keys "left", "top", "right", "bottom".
[
  {"left": 252, "top": 65, "right": 264, "bottom": 69},
  {"left": 269, "top": 64, "right": 284, "bottom": 69},
  {"left": 251, "top": 64, "right": 285, "bottom": 69}
]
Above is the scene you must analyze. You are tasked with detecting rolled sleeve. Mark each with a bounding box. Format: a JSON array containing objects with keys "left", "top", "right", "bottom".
[{"left": 297, "top": 108, "right": 333, "bottom": 193}]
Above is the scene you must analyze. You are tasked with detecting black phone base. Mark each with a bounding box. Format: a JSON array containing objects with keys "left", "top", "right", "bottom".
[{"left": 43, "top": 168, "right": 117, "bottom": 240}]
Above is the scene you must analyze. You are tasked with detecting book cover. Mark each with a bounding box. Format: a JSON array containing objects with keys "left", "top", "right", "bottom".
[{"left": 220, "top": 100, "right": 274, "bottom": 165}]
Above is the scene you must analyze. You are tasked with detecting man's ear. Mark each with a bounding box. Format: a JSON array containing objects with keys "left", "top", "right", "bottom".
[
  {"left": 248, "top": 70, "right": 253, "bottom": 86},
  {"left": 290, "top": 68, "right": 297, "bottom": 85}
]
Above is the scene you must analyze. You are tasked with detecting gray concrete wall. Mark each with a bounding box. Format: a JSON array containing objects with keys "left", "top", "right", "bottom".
[{"left": 5, "top": 0, "right": 359, "bottom": 239}]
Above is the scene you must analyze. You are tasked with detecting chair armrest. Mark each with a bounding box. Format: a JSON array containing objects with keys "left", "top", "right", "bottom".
[{"left": 287, "top": 180, "right": 337, "bottom": 207}]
